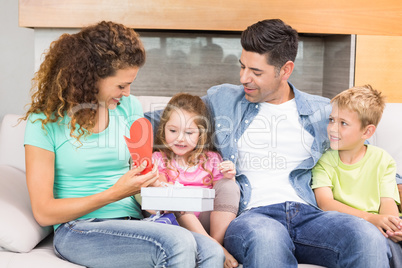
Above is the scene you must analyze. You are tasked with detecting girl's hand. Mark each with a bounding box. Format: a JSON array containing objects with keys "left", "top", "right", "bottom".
[
  {"left": 219, "top": 161, "right": 236, "bottom": 180},
  {"left": 145, "top": 160, "right": 168, "bottom": 187},
  {"left": 111, "top": 161, "right": 159, "bottom": 200}
]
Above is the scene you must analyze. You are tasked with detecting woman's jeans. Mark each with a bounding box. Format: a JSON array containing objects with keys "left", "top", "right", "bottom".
[
  {"left": 54, "top": 218, "right": 224, "bottom": 268},
  {"left": 224, "top": 202, "right": 391, "bottom": 268}
]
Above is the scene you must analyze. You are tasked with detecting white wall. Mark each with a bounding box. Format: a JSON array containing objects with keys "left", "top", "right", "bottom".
[
  {"left": 0, "top": 0, "right": 34, "bottom": 122},
  {"left": 0, "top": 1, "right": 354, "bottom": 124}
]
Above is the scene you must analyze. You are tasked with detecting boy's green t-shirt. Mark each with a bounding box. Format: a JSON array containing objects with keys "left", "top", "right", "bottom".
[
  {"left": 312, "top": 145, "right": 400, "bottom": 214},
  {"left": 24, "top": 95, "right": 144, "bottom": 229}
]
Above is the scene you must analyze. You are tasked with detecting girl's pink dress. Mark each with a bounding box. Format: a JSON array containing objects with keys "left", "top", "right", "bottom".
[{"left": 152, "top": 151, "right": 224, "bottom": 188}]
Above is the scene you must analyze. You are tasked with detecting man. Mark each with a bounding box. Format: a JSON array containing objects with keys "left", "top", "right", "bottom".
[
  {"left": 146, "top": 19, "right": 391, "bottom": 267},
  {"left": 203, "top": 19, "right": 390, "bottom": 267}
]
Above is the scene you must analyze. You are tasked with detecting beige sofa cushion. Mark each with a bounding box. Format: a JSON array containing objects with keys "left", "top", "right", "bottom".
[
  {"left": 0, "top": 235, "right": 84, "bottom": 267},
  {"left": 0, "top": 165, "right": 52, "bottom": 252}
]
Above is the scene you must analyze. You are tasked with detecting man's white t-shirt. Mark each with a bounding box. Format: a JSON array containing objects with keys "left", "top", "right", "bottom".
[{"left": 237, "top": 99, "right": 314, "bottom": 209}]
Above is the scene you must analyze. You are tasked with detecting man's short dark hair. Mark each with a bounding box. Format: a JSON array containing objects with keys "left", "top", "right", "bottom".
[{"left": 241, "top": 19, "right": 299, "bottom": 70}]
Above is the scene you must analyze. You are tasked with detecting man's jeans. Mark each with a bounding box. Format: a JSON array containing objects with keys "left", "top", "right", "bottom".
[
  {"left": 388, "top": 239, "right": 402, "bottom": 268},
  {"left": 54, "top": 218, "right": 224, "bottom": 268},
  {"left": 224, "top": 202, "right": 390, "bottom": 268}
]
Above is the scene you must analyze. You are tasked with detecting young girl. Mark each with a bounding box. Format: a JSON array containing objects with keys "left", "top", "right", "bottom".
[{"left": 153, "top": 93, "right": 240, "bottom": 268}]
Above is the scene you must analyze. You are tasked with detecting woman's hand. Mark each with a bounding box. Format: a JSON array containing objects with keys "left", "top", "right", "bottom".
[
  {"left": 147, "top": 161, "right": 170, "bottom": 187},
  {"left": 110, "top": 161, "right": 159, "bottom": 201}
]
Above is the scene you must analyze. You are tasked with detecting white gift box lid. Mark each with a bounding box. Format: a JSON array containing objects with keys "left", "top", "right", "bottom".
[
  {"left": 141, "top": 186, "right": 215, "bottom": 198},
  {"left": 141, "top": 186, "right": 215, "bottom": 211}
]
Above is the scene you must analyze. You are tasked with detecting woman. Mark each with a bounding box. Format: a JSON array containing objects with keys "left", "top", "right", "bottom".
[{"left": 23, "top": 21, "right": 224, "bottom": 267}]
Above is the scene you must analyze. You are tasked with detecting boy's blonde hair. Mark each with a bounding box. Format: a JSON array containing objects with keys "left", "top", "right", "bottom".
[{"left": 331, "top": 85, "right": 386, "bottom": 128}]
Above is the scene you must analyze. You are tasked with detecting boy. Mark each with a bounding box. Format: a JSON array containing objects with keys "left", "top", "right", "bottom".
[{"left": 312, "top": 85, "right": 402, "bottom": 267}]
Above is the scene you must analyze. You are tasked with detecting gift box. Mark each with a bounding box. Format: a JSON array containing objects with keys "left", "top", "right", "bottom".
[
  {"left": 142, "top": 213, "right": 179, "bottom": 225},
  {"left": 141, "top": 187, "right": 215, "bottom": 212}
]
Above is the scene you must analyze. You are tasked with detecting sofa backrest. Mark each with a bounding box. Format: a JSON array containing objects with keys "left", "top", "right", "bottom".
[
  {"left": 368, "top": 103, "right": 402, "bottom": 175},
  {"left": 0, "top": 114, "right": 27, "bottom": 172},
  {"left": 136, "top": 96, "right": 171, "bottom": 113},
  {"left": 0, "top": 98, "right": 400, "bottom": 175}
]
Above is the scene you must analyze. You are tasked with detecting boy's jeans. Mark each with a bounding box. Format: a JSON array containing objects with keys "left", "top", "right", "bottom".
[
  {"left": 224, "top": 202, "right": 390, "bottom": 268},
  {"left": 54, "top": 218, "right": 224, "bottom": 268}
]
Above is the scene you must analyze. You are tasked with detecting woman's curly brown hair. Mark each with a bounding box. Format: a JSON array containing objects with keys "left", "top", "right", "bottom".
[{"left": 22, "top": 21, "right": 146, "bottom": 142}]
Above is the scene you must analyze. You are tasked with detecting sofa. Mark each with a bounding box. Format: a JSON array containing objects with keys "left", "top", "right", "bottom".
[{"left": 1, "top": 95, "right": 401, "bottom": 267}]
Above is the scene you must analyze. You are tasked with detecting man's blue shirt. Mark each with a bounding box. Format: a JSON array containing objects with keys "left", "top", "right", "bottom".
[{"left": 203, "top": 82, "right": 332, "bottom": 214}]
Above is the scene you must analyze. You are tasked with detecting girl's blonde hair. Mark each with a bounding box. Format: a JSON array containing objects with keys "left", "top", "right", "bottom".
[
  {"left": 155, "top": 93, "right": 215, "bottom": 185},
  {"left": 331, "top": 84, "right": 386, "bottom": 128}
]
